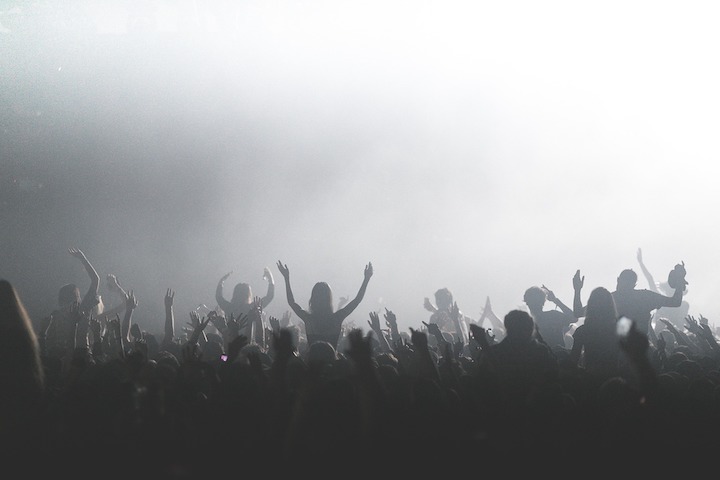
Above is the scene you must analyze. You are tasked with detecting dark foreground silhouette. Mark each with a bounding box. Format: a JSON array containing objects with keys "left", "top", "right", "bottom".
[{"left": 3, "top": 253, "right": 718, "bottom": 477}]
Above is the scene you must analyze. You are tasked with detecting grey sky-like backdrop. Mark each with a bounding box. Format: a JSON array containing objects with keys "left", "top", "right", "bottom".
[{"left": 2, "top": 1, "right": 718, "bottom": 334}]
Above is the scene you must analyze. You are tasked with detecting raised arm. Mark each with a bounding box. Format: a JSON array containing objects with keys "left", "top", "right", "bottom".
[
  {"left": 423, "top": 297, "right": 438, "bottom": 313},
  {"left": 367, "top": 311, "right": 392, "bottom": 353},
  {"left": 215, "top": 271, "right": 233, "bottom": 313},
  {"left": 121, "top": 290, "right": 138, "bottom": 343},
  {"left": 449, "top": 301, "right": 467, "bottom": 345},
  {"left": 248, "top": 296, "right": 265, "bottom": 347},
  {"left": 409, "top": 327, "right": 441, "bottom": 383},
  {"left": 383, "top": 308, "right": 402, "bottom": 345},
  {"left": 98, "top": 274, "right": 128, "bottom": 320},
  {"left": 572, "top": 270, "right": 586, "bottom": 318},
  {"left": 636, "top": 248, "right": 659, "bottom": 293},
  {"left": 479, "top": 296, "right": 504, "bottom": 339},
  {"left": 661, "top": 262, "right": 687, "bottom": 308},
  {"left": 276, "top": 260, "right": 308, "bottom": 320},
  {"left": 187, "top": 311, "right": 209, "bottom": 346},
  {"left": 337, "top": 262, "right": 373, "bottom": 317},
  {"left": 260, "top": 267, "right": 275, "bottom": 309},
  {"left": 542, "top": 284, "right": 576, "bottom": 318},
  {"left": 68, "top": 248, "right": 100, "bottom": 313},
  {"left": 162, "top": 288, "right": 175, "bottom": 347}
]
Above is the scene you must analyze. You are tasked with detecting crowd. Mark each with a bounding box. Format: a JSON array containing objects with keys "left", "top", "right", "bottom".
[{"left": 2, "top": 248, "right": 719, "bottom": 477}]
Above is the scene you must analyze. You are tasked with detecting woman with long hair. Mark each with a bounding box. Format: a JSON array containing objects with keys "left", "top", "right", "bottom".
[
  {"left": 570, "top": 286, "right": 622, "bottom": 377},
  {"left": 276, "top": 260, "right": 373, "bottom": 350}
]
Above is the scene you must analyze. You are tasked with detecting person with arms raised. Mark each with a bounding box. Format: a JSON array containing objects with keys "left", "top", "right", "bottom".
[{"left": 276, "top": 260, "right": 373, "bottom": 351}]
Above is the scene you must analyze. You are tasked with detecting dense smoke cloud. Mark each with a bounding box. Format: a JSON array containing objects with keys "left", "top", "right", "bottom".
[{"left": 3, "top": 1, "right": 719, "bottom": 334}]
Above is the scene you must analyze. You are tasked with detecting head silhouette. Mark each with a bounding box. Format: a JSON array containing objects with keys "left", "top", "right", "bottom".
[
  {"left": 231, "top": 283, "right": 252, "bottom": 305},
  {"left": 309, "top": 282, "right": 333, "bottom": 315},
  {"left": 503, "top": 309, "right": 536, "bottom": 341},
  {"left": 616, "top": 269, "right": 637, "bottom": 291},
  {"left": 585, "top": 286, "right": 618, "bottom": 327},
  {"left": 434, "top": 288, "right": 453, "bottom": 311},
  {"left": 306, "top": 340, "right": 337, "bottom": 367},
  {"left": 58, "top": 283, "right": 81, "bottom": 309},
  {"left": 523, "top": 286, "right": 546, "bottom": 311}
]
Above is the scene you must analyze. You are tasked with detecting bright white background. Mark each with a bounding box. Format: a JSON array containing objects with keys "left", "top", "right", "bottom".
[{"left": 2, "top": 1, "right": 718, "bottom": 333}]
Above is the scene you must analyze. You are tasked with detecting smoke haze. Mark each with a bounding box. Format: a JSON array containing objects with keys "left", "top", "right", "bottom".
[{"left": 3, "top": 1, "right": 719, "bottom": 333}]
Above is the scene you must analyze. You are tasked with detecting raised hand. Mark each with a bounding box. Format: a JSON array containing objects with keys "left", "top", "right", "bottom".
[
  {"left": 187, "top": 313, "right": 211, "bottom": 345},
  {"left": 125, "top": 290, "right": 138, "bottom": 311},
  {"left": 409, "top": 327, "right": 429, "bottom": 350},
  {"left": 573, "top": 270, "right": 585, "bottom": 291},
  {"left": 220, "top": 271, "right": 233, "bottom": 283},
  {"left": 208, "top": 311, "right": 228, "bottom": 334},
  {"left": 68, "top": 247, "right": 87, "bottom": 261},
  {"left": 542, "top": 285, "right": 558, "bottom": 303},
  {"left": 164, "top": 288, "right": 175, "bottom": 308},
  {"left": 423, "top": 297, "right": 437, "bottom": 313},
  {"left": 269, "top": 315, "right": 281, "bottom": 333},
  {"left": 345, "top": 328, "right": 373, "bottom": 364},
  {"left": 253, "top": 295, "right": 263, "bottom": 312},
  {"left": 364, "top": 262, "right": 373, "bottom": 280},
  {"left": 368, "top": 311, "right": 382, "bottom": 333},
  {"left": 422, "top": 321, "right": 444, "bottom": 340},
  {"left": 263, "top": 267, "right": 274, "bottom": 283},
  {"left": 684, "top": 315, "right": 702, "bottom": 335},
  {"left": 188, "top": 310, "right": 202, "bottom": 331},
  {"left": 383, "top": 308, "right": 398, "bottom": 331},
  {"left": 276, "top": 261, "right": 289, "bottom": 279},
  {"left": 107, "top": 274, "right": 122, "bottom": 291},
  {"left": 479, "top": 296, "right": 493, "bottom": 320},
  {"left": 468, "top": 323, "right": 491, "bottom": 349}
]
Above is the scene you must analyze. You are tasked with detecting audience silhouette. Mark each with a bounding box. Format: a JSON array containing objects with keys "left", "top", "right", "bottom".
[
  {"left": 573, "top": 262, "right": 687, "bottom": 339},
  {"left": 2, "top": 250, "right": 719, "bottom": 475}
]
